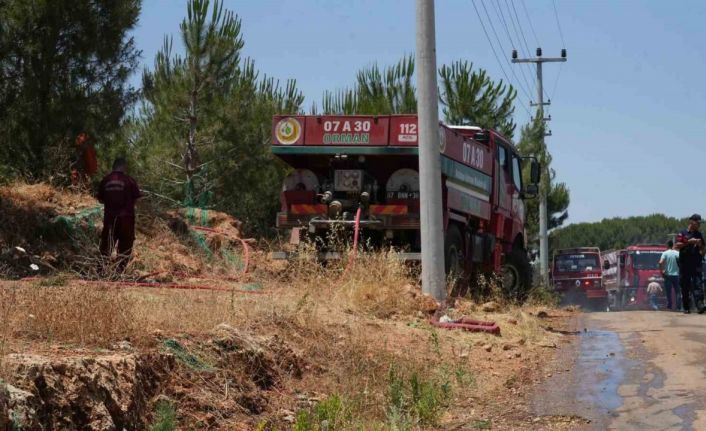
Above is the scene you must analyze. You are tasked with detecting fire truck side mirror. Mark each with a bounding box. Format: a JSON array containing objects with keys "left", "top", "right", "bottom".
[
  {"left": 530, "top": 160, "right": 541, "bottom": 184},
  {"left": 603, "top": 260, "right": 611, "bottom": 270},
  {"left": 523, "top": 184, "right": 539, "bottom": 197}
]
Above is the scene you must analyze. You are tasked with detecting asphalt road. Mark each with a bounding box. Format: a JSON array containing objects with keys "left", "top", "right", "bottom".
[{"left": 532, "top": 310, "right": 706, "bottom": 430}]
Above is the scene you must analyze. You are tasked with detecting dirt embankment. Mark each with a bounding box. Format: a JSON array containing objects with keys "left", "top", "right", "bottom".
[
  {"left": 0, "top": 182, "right": 578, "bottom": 430},
  {"left": 0, "top": 183, "right": 249, "bottom": 280},
  {"left": 1, "top": 323, "right": 306, "bottom": 430}
]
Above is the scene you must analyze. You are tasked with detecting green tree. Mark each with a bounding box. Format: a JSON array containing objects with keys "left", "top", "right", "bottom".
[
  {"left": 517, "top": 114, "right": 570, "bottom": 250},
  {"left": 141, "top": 0, "right": 244, "bottom": 204},
  {"left": 137, "top": 0, "right": 303, "bottom": 235},
  {"left": 320, "top": 57, "right": 517, "bottom": 139},
  {"left": 0, "top": 0, "right": 141, "bottom": 178},
  {"left": 550, "top": 214, "right": 686, "bottom": 252},
  {"left": 439, "top": 60, "right": 516, "bottom": 137},
  {"left": 321, "top": 54, "right": 416, "bottom": 115}
]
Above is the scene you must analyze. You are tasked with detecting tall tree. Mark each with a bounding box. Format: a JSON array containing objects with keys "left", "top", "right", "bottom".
[
  {"left": 517, "top": 114, "right": 570, "bottom": 251},
  {"left": 0, "top": 0, "right": 141, "bottom": 177},
  {"left": 142, "top": 0, "right": 243, "bottom": 205},
  {"left": 138, "top": 0, "right": 303, "bottom": 235},
  {"left": 439, "top": 60, "right": 516, "bottom": 138}
]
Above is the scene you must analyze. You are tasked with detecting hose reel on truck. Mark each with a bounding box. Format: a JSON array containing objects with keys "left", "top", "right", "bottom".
[
  {"left": 283, "top": 169, "right": 319, "bottom": 192},
  {"left": 386, "top": 168, "right": 420, "bottom": 199}
]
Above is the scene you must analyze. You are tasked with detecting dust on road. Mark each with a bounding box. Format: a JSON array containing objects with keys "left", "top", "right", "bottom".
[{"left": 534, "top": 311, "right": 706, "bottom": 430}]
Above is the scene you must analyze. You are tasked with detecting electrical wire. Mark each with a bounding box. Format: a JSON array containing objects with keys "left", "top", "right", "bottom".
[
  {"left": 503, "top": 0, "right": 538, "bottom": 100},
  {"left": 552, "top": 0, "right": 567, "bottom": 48},
  {"left": 507, "top": 0, "right": 533, "bottom": 58},
  {"left": 549, "top": 61, "right": 564, "bottom": 102},
  {"left": 520, "top": 0, "right": 541, "bottom": 48},
  {"left": 491, "top": 0, "right": 535, "bottom": 97},
  {"left": 470, "top": 0, "right": 533, "bottom": 119},
  {"left": 474, "top": 0, "right": 534, "bottom": 114}
]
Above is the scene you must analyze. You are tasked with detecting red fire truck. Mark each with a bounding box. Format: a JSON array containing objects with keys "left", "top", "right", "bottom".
[
  {"left": 270, "top": 115, "right": 540, "bottom": 297},
  {"left": 602, "top": 244, "right": 667, "bottom": 310},
  {"left": 550, "top": 247, "right": 607, "bottom": 309}
]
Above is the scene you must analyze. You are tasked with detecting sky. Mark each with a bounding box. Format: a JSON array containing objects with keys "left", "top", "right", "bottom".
[{"left": 130, "top": 0, "right": 706, "bottom": 226}]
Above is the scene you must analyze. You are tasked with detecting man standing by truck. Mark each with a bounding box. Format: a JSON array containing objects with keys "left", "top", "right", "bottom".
[
  {"left": 659, "top": 240, "right": 681, "bottom": 310},
  {"left": 675, "top": 214, "right": 706, "bottom": 314}
]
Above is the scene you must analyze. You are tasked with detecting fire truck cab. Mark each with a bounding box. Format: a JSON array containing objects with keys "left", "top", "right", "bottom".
[
  {"left": 602, "top": 244, "right": 667, "bottom": 310},
  {"left": 551, "top": 247, "right": 607, "bottom": 309}
]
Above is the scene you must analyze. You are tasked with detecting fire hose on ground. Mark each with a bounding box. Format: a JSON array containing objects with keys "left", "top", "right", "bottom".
[
  {"left": 430, "top": 315, "right": 501, "bottom": 335},
  {"left": 338, "top": 207, "right": 500, "bottom": 334},
  {"left": 16, "top": 224, "right": 257, "bottom": 294}
]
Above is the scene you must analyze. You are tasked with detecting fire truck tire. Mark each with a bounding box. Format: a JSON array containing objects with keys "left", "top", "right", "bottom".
[
  {"left": 501, "top": 249, "right": 531, "bottom": 302},
  {"left": 444, "top": 224, "right": 464, "bottom": 278}
]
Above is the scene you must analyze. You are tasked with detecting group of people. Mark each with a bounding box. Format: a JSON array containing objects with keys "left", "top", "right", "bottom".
[
  {"left": 651, "top": 214, "right": 706, "bottom": 313},
  {"left": 71, "top": 132, "right": 141, "bottom": 273}
]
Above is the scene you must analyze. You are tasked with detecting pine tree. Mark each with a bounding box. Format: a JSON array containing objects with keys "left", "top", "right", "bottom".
[
  {"left": 320, "top": 57, "right": 516, "bottom": 139},
  {"left": 141, "top": 0, "right": 244, "bottom": 205},
  {"left": 321, "top": 55, "right": 416, "bottom": 115},
  {"left": 0, "top": 0, "right": 141, "bottom": 178},
  {"left": 138, "top": 0, "right": 303, "bottom": 235},
  {"left": 439, "top": 60, "right": 516, "bottom": 138},
  {"left": 517, "top": 114, "right": 570, "bottom": 250}
]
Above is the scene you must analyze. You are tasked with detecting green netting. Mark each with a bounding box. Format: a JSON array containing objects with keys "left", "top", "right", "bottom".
[
  {"left": 182, "top": 177, "right": 246, "bottom": 270},
  {"left": 50, "top": 205, "right": 104, "bottom": 246},
  {"left": 53, "top": 205, "right": 103, "bottom": 233},
  {"left": 161, "top": 338, "right": 211, "bottom": 371}
]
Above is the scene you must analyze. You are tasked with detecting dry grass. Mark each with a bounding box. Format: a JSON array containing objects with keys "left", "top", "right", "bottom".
[{"left": 0, "top": 281, "right": 136, "bottom": 346}]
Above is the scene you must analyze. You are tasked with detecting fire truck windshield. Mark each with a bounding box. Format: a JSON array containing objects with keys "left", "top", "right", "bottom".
[
  {"left": 554, "top": 254, "right": 599, "bottom": 273},
  {"left": 630, "top": 251, "right": 662, "bottom": 270}
]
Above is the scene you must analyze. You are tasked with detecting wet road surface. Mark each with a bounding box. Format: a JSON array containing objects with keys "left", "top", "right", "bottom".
[{"left": 532, "top": 311, "right": 706, "bottom": 430}]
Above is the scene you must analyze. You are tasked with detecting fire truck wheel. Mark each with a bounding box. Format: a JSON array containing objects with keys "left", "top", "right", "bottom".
[
  {"left": 501, "top": 249, "right": 531, "bottom": 302},
  {"left": 444, "top": 224, "right": 464, "bottom": 279}
]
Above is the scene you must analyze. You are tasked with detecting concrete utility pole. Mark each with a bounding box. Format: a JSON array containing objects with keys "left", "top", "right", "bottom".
[
  {"left": 416, "top": 0, "right": 446, "bottom": 302},
  {"left": 512, "top": 48, "right": 566, "bottom": 286}
]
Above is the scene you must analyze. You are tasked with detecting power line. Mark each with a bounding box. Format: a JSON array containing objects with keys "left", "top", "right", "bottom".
[
  {"left": 520, "top": 0, "right": 541, "bottom": 48},
  {"left": 503, "top": 0, "right": 537, "bottom": 99},
  {"left": 470, "top": 0, "right": 533, "bottom": 119},
  {"left": 477, "top": 0, "right": 534, "bottom": 104},
  {"left": 506, "top": 0, "right": 532, "bottom": 58},
  {"left": 490, "top": 0, "right": 535, "bottom": 97},
  {"left": 552, "top": 0, "right": 567, "bottom": 48},
  {"left": 550, "top": 61, "right": 564, "bottom": 101},
  {"left": 508, "top": 0, "right": 551, "bottom": 102}
]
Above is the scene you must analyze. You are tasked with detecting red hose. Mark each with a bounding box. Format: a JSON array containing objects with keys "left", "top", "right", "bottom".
[
  {"left": 17, "top": 276, "right": 268, "bottom": 294},
  {"left": 430, "top": 316, "right": 501, "bottom": 335}
]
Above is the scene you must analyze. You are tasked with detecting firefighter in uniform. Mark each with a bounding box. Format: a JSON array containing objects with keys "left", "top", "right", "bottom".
[{"left": 97, "top": 158, "right": 142, "bottom": 273}]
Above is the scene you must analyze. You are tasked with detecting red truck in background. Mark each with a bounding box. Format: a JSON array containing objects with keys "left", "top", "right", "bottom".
[
  {"left": 602, "top": 244, "right": 667, "bottom": 310},
  {"left": 270, "top": 114, "right": 540, "bottom": 297},
  {"left": 551, "top": 247, "right": 607, "bottom": 309}
]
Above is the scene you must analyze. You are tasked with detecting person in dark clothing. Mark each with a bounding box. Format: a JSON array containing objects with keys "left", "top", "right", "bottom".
[
  {"left": 675, "top": 214, "right": 706, "bottom": 314},
  {"left": 71, "top": 132, "right": 98, "bottom": 186},
  {"left": 97, "top": 158, "right": 141, "bottom": 273}
]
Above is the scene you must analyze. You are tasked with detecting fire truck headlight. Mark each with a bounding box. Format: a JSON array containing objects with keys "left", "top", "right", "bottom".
[{"left": 630, "top": 297, "right": 635, "bottom": 302}]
